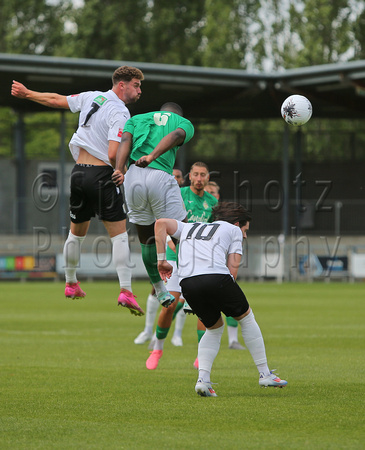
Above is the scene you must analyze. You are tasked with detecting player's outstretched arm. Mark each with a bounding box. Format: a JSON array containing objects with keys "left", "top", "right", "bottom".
[
  {"left": 135, "top": 128, "right": 186, "bottom": 168},
  {"left": 11, "top": 80, "right": 69, "bottom": 109}
]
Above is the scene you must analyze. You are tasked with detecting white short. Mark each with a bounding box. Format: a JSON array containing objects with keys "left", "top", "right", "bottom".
[
  {"left": 124, "top": 165, "right": 186, "bottom": 226},
  {"left": 165, "top": 260, "right": 181, "bottom": 294}
]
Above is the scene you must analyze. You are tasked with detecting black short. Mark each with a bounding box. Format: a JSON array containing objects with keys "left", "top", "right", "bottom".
[
  {"left": 69, "top": 164, "right": 126, "bottom": 223},
  {"left": 180, "top": 274, "right": 249, "bottom": 328}
]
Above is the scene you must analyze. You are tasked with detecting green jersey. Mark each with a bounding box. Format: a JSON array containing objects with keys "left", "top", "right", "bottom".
[
  {"left": 123, "top": 111, "right": 194, "bottom": 174},
  {"left": 166, "top": 187, "right": 218, "bottom": 261},
  {"left": 180, "top": 187, "right": 218, "bottom": 223}
]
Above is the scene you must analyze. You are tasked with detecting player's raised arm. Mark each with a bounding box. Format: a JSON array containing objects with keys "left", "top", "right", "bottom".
[
  {"left": 135, "top": 128, "right": 186, "bottom": 168},
  {"left": 11, "top": 80, "right": 69, "bottom": 109}
]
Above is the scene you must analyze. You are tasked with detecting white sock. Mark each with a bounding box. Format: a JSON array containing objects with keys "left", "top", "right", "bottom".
[
  {"left": 198, "top": 324, "right": 225, "bottom": 382},
  {"left": 238, "top": 310, "right": 270, "bottom": 376},
  {"left": 111, "top": 232, "right": 132, "bottom": 292},
  {"left": 198, "top": 369, "right": 211, "bottom": 383},
  {"left": 153, "top": 280, "right": 167, "bottom": 297},
  {"left": 144, "top": 294, "right": 160, "bottom": 334},
  {"left": 173, "top": 307, "right": 186, "bottom": 338},
  {"left": 63, "top": 231, "right": 85, "bottom": 283},
  {"left": 227, "top": 325, "right": 238, "bottom": 345},
  {"left": 154, "top": 338, "right": 164, "bottom": 351}
]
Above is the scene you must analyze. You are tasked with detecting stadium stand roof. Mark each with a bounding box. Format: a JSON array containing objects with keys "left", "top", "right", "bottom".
[{"left": 1, "top": 53, "right": 365, "bottom": 121}]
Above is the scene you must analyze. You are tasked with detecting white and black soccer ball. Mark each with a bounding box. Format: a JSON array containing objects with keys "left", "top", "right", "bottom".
[{"left": 281, "top": 95, "right": 312, "bottom": 126}]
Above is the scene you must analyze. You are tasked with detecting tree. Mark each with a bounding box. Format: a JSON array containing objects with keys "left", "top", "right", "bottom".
[
  {"left": 1, "top": 0, "right": 364, "bottom": 68},
  {"left": 353, "top": 4, "right": 365, "bottom": 59},
  {"left": 67, "top": 0, "right": 149, "bottom": 61},
  {"left": 2, "top": 0, "right": 365, "bottom": 165},
  {"left": 70, "top": 0, "right": 205, "bottom": 65},
  {"left": 249, "top": 0, "right": 290, "bottom": 71},
  {"left": 58, "top": 0, "right": 260, "bottom": 68},
  {"left": 0, "top": 0, "right": 74, "bottom": 55},
  {"left": 199, "top": 0, "right": 262, "bottom": 69},
  {"left": 284, "top": 0, "right": 355, "bottom": 67},
  {"left": 142, "top": 0, "right": 205, "bottom": 65}
]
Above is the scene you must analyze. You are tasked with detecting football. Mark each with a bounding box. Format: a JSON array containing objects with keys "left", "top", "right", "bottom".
[{"left": 281, "top": 95, "right": 312, "bottom": 126}]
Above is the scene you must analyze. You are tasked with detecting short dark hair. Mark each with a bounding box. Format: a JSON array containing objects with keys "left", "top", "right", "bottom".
[
  {"left": 212, "top": 202, "right": 251, "bottom": 227},
  {"left": 112, "top": 66, "right": 144, "bottom": 85},
  {"left": 160, "top": 102, "right": 183, "bottom": 116}
]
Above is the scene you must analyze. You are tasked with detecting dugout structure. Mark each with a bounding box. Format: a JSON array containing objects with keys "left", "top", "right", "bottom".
[{"left": 1, "top": 53, "right": 365, "bottom": 237}]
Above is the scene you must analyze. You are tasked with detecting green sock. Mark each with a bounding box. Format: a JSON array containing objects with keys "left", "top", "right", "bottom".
[
  {"left": 140, "top": 243, "right": 161, "bottom": 284},
  {"left": 156, "top": 325, "right": 170, "bottom": 340},
  {"left": 226, "top": 316, "right": 238, "bottom": 327},
  {"left": 172, "top": 301, "right": 183, "bottom": 320},
  {"left": 197, "top": 329, "right": 205, "bottom": 342}
]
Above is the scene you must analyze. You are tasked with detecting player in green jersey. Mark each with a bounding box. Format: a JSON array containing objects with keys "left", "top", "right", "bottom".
[{"left": 112, "top": 102, "right": 194, "bottom": 309}]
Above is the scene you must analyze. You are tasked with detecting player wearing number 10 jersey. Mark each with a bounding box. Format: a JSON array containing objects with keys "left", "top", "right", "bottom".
[{"left": 155, "top": 202, "right": 288, "bottom": 397}]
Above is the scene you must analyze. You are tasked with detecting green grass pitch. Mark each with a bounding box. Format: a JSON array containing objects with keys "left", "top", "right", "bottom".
[{"left": 0, "top": 281, "right": 364, "bottom": 449}]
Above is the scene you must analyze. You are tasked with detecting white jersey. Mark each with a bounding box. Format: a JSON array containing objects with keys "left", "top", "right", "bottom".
[
  {"left": 67, "top": 89, "right": 130, "bottom": 166},
  {"left": 171, "top": 220, "right": 243, "bottom": 280}
]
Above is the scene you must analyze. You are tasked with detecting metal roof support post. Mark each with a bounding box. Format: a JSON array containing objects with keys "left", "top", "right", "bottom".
[
  {"left": 282, "top": 125, "right": 289, "bottom": 238},
  {"left": 14, "top": 111, "right": 26, "bottom": 234},
  {"left": 295, "top": 129, "right": 302, "bottom": 234},
  {"left": 59, "top": 111, "right": 67, "bottom": 234},
  {"left": 176, "top": 140, "right": 188, "bottom": 177},
  {"left": 282, "top": 125, "right": 290, "bottom": 280}
]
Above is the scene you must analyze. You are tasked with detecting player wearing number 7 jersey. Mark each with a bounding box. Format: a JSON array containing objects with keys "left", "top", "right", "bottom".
[
  {"left": 155, "top": 202, "right": 287, "bottom": 397},
  {"left": 112, "top": 103, "right": 194, "bottom": 309},
  {"left": 11, "top": 67, "right": 145, "bottom": 316}
]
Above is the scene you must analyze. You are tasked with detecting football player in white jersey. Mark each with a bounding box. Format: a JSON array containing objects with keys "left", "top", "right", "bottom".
[
  {"left": 155, "top": 201, "right": 288, "bottom": 397},
  {"left": 204, "top": 181, "right": 245, "bottom": 351},
  {"left": 11, "top": 67, "right": 145, "bottom": 316}
]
